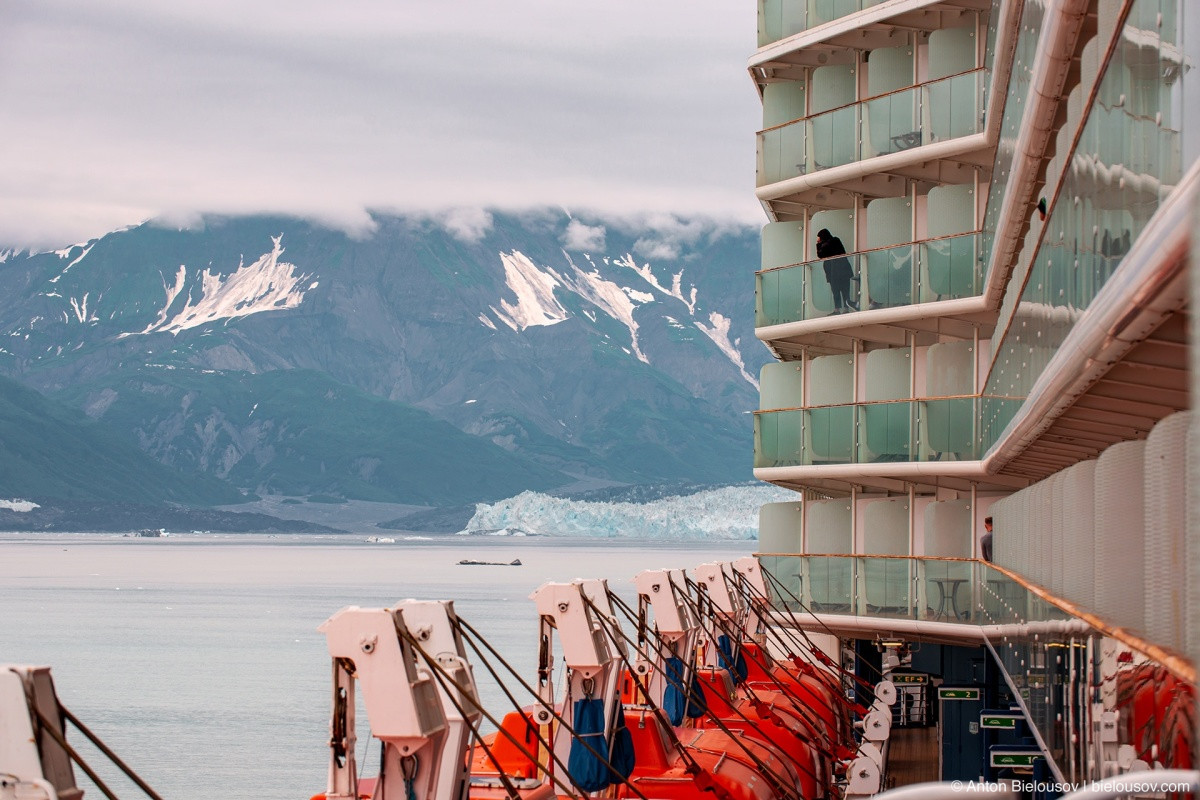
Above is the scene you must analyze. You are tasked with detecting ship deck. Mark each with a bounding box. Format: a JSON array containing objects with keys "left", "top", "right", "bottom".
[{"left": 886, "top": 726, "right": 940, "bottom": 787}]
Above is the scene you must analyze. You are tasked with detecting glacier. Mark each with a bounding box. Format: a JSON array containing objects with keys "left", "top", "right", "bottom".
[{"left": 459, "top": 484, "right": 796, "bottom": 540}]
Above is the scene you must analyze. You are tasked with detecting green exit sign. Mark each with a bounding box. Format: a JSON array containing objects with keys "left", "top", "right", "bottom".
[
  {"left": 893, "top": 674, "right": 927, "bottom": 684},
  {"left": 991, "top": 752, "right": 1039, "bottom": 767},
  {"left": 981, "top": 715, "right": 1020, "bottom": 729},
  {"left": 939, "top": 688, "right": 980, "bottom": 700}
]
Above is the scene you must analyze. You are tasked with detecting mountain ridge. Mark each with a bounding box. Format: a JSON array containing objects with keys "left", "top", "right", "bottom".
[{"left": 0, "top": 209, "right": 768, "bottom": 513}]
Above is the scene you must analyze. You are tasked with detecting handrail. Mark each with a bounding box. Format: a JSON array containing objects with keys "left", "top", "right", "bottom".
[
  {"left": 756, "top": 230, "right": 983, "bottom": 276},
  {"left": 983, "top": 560, "right": 1196, "bottom": 684},
  {"left": 757, "top": 67, "right": 987, "bottom": 134},
  {"left": 754, "top": 393, "right": 1024, "bottom": 415},
  {"left": 757, "top": 553, "right": 977, "bottom": 562}
]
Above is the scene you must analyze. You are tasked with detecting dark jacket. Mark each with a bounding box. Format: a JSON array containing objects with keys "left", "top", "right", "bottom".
[{"left": 817, "top": 234, "right": 853, "bottom": 282}]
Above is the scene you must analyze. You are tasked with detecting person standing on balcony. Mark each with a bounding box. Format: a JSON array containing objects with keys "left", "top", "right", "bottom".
[
  {"left": 816, "top": 228, "right": 857, "bottom": 312},
  {"left": 981, "top": 516, "right": 993, "bottom": 562}
]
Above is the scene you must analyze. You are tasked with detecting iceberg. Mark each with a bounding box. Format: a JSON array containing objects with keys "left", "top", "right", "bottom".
[{"left": 459, "top": 485, "right": 796, "bottom": 540}]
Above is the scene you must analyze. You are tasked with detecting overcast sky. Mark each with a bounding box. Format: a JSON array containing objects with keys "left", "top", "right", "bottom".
[{"left": 0, "top": 0, "right": 763, "bottom": 248}]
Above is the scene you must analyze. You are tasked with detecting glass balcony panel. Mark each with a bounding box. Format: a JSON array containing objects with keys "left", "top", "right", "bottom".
[
  {"left": 859, "top": 557, "right": 914, "bottom": 617},
  {"left": 921, "top": 398, "right": 977, "bottom": 461},
  {"left": 926, "top": 70, "right": 985, "bottom": 142},
  {"left": 865, "top": 244, "right": 913, "bottom": 308},
  {"left": 924, "top": 559, "right": 975, "bottom": 621},
  {"left": 864, "top": 88, "right": 920, "bottom": 157},
  {"left": 757, "top": 0, "right": 807, "bottom": 47},
  {"left": 756, "top": 263, "right": 805, "bottom": 327},
  {"left": 858, "top": 402, "right": 913, "bottom": 462},
  {"left": 921, "top": 233, "right": 982, "bottom": 300},
  {"left": 808, "top": 104, "right": 858, "bottom": 171},
  {"left": 757, "top": 122, "right": 807, "bottom": 186},
  {"left": 808, "top": 0, "right": 859, "bottom": 27},
  {"left": 755, "top": 409, "right": 804, "bottom": 467},
  {"left": 806, "top": 405, "right": 854, "bottom": 464},
  {"left": 807, "top": 555, "right": 854, "bottom": 612}
]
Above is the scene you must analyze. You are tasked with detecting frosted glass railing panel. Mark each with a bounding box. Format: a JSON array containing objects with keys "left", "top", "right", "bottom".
[
  {"left": 921, "top": 398, "right": 978, "bottom": 460},
  {"left": 758, "top": 0, "right": 888, "bottom": 45},
  {"left": 758, "top": 0, "right": 807, "bottom": 47},
  {"left": 927, "top": 70, "right": 987, "bottom": 142},
  {"left": 809, "top": 105, "right": 859, "bottom": 170},
  {"left": 808, "top": 406, "right": 855, "bottom": 464},
  {"left": 865, "top": 90, "right": 920, "bottom": 157},
  {"left": 755, "top": 398, "right": 982, "bottom": 467},
  {"left": 754, "top": 409, "right": 803, "bottom": 468},
  {"left": 921, "top": 233, "right": 983, "bottom": 299},
  {"left": 758, "top": 122, "right": 808, "bottom": 185},
  {"left": 858, "top": 402, "right": 913, "bottom": 462},
  {"left": 755, "top": 232, "right": 983, "bottom": 327},
  {"left": 756, "top": 70, "right": 987, "bottom": 187},
  {"left": 865, "top": 246, "right": 914, "bottom": 308}
]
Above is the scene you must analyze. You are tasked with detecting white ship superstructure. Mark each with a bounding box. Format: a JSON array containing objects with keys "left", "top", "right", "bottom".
[{"left": 752, "top": 0, "right": 1198, "bottom": 790}]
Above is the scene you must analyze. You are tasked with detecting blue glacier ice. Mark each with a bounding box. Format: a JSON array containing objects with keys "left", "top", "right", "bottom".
[{"left": 459, "top": 484, "right": 796, "bottom": 540}]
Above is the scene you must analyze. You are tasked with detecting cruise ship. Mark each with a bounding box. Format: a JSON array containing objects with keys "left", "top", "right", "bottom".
[
  {"left": 751, "top": 0, "right": 1197, "bottom": 793},
  {"left": 2, "top": 3, "right": 1197, "bottom": 800}
]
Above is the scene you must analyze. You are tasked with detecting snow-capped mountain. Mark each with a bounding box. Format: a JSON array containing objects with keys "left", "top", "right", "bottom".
[{"left": 0, "top": 210, "right": 768, "bottom": 506}]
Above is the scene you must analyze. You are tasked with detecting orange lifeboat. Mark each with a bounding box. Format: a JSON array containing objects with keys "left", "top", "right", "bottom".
[{"left": 618, "top": 708, "right": 803, "bottom": 800}]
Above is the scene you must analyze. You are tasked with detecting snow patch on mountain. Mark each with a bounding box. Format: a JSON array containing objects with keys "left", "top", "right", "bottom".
[
  {"left": 490, "top": 251, "right": 569, "bottom": 331},
  {"left": 560, "top": 253, "right": 647, "bottom": 363},
  {"left": 610, "top": 253, "right": 699, "bottom": 316},
  {"left": 69, "top": 293, "right": 98, "bottom": 323},
  {"left": 130, "top": 236, "right": 310, "bottom": 336},
  {"left": 460, "top": 484, "right": 795, "bottom": 539},
  {"left": 694, "top": 312, "right": 756, "bottom": 387}
]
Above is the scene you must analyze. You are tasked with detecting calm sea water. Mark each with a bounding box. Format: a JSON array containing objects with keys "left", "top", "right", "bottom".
[{"left": 0, "top": 533, "right": 751, "bottom": 800}]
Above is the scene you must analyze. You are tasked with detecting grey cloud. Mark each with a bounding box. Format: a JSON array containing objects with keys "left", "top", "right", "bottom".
[{"left": 0, "top": 0, "right": 762, "bottom": 248}]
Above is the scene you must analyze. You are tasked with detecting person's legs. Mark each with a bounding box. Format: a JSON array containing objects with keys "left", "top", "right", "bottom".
[{"left": 830, "top": 278, "right": 852, "bottom": 311}]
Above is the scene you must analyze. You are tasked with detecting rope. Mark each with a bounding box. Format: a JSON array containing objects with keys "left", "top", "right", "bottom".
[
  {"left": 676, "top": 574, "right": 844, "bottom": 752},
  {"left": 446, "top": 615, "right": 652, "bottom": 800},
  {"left": 758, "top": 561, "right": 886, "bottom": 683},
  {"left": 731, "top": 568, "right": 879, "bottom": 699},
  {"left": 588, "top": 591, "right": 816, "bottom": 800},
  {"left": 389, "top": 616, "right": 535, "bottom": 800}
]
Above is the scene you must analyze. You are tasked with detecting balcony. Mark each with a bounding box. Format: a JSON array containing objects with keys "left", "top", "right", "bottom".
[
  {"left": 757, "top": 69, "right": 987, "bottom": 187},
  {"left": 756, "top": 231, "right": 984, "bottom": 327},
  {"left": 754, "top": 397, "right": 979, "bottom": 468},
  {"left": 757, "top": 0, "right": 889, "bottom": 47}
]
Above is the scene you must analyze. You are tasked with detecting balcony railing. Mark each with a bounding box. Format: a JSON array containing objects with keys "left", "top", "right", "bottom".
[
  {"left": 757, "top": 69, "right": 987, "bottom": 187},
  {"left": 757, "top": 553, "right": 1195, "bottom": 771},
  {"left": 754, "top": 396, "right": 980, "bottom": 468},
  {"left": 756, "top": 231, "right": 985, "bottom": 327},
  {"left": 758, "top": 554, "right": 1041, "bottom": 624},
  {"left": 758, "top": 0, "right": 889, "bottom": 47}
]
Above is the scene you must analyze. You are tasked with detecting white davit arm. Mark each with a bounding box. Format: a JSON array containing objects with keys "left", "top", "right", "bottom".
[
  {"left": 693, "top": 561, "right": 742, "bottom": 619},
  {"left": 319, "top": 605, "right": 455, "bottom": 800}
]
